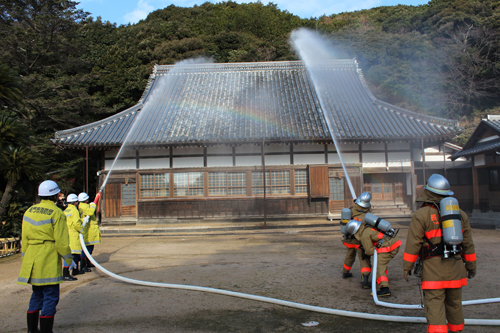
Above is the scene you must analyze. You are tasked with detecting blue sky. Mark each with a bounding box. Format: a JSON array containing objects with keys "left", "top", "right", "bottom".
[{"left": 76, "top": 0, "right": 430, "bottom": 25}]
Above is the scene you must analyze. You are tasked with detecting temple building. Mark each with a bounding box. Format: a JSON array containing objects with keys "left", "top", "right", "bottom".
[{"left": 52, "top": 60, "right": 467, "bottom": 224}]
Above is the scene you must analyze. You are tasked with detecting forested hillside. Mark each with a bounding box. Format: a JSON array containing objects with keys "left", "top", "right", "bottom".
[{"left": 0, "top": 0, "right": 499, "bottom": 235}]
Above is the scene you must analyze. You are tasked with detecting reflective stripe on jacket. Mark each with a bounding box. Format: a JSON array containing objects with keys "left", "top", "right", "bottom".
[
  {"left": 64, "top": 204, "right": 84, "bottom": 254},
  {"left": 18, "top": 200, "right": 72, "bottom": 286},
  {"left": 343, "top": 239, "right": 361, "bottom": 249},
  {"left": 355, "top": 227, "right": 401, "bottom": 257}
]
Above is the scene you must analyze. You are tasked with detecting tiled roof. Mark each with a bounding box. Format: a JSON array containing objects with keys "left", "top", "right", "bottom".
[
  {"left": 53, "top": 60, "right": 460, "bottom": 148},
  {"left": 484, "top": 119, "right": 500, "bottom": 133},
  {"left": 450, "top": 138, "right": 500, "bottom": 160},
  {"left": 450, "top": 118, "right": 500, "bottom": 160}
]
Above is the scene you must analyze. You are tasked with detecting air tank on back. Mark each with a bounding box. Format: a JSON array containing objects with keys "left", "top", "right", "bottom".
[
  {"left": 440, "top": 197, "right": 463, "bottom": 258},
  {"left": 364, "top": 213, "right": 398, "bottom": 238},
  {"left": 340, "top": 208, "right": 351, "bottom": 235}
]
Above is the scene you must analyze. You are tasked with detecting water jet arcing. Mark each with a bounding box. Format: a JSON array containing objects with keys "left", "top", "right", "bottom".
[
  {"left": 290, "top": 28, "right": 357, "bottom": 200},
  {"left": 100, "top": 57, "right": 214, "bottom": 191}
]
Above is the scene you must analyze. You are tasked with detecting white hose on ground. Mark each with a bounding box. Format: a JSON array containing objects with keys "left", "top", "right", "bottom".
[
  {"left": 371, "top": 251, "right": 500, "bottom": 325},
  {"left": 78, "top": 229, "right": 499, "bottom": 326}
]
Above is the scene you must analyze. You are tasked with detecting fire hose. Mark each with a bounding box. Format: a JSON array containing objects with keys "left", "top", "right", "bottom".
[{"left": 78, "top": 222, "right": 500, "bottom": 326}]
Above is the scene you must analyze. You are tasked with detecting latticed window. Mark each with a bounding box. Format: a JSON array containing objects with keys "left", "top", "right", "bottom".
[
  {"left": 295, "top": 169, "right": 308, "bottom": 194},
  {"left": 174, "top": 172, "right": 204, "bottom": 197},
  {"left": 252, "top": 171, "right": 270, "bottom": 195},
  {"left": 140, "top": 173, "right": 169, "bottom": 198},
  {"left": 329, "top": 178, "right": 344, "bottom": 201},
  {"left": 252, "top": 170, "right": 290, "bottom": 195},
  {"left": 208, "top": 172, "right": 246, "bottom": 196},
  {"left": 122, "top": 184, "right": 136, "bottom": 205}
]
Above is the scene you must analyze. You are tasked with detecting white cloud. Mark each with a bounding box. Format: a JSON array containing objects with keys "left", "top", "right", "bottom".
[{"left": 124, "top": 0, "right": 155, "bottom": 23}]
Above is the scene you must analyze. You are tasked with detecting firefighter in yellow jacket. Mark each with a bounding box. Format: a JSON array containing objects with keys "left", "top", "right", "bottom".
[
  {"left": 403, "top": 174, "right": 476, "bottom": 333},
  {"left": 341, "top": 192, "right": 373, "bottom": 289},
  {"left": 17, "top": 180, "right": 74, "bottom": 333},
  {"left": 78, "top": 192, "right": 100, "bottom": 269},
  {"left": 63, "top": 193, "right": 89, "bottom": 280},
  {"left": 346, "top": 217, "right": 402, "bottom": 297}
]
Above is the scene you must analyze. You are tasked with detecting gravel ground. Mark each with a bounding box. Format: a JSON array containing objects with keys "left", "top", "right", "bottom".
[{"left": 1, "top": 227, "right": 499, "bottom": 333}]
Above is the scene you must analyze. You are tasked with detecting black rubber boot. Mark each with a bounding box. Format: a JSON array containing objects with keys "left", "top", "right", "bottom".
[
  {"left": 27, "top": 311, "right": 39, "bottom": 333},
  {"left": 342, "top": 272, "right": 353, "bottom": 279},
  {"left": 72, "top": 267, "right": 81, "bottom": 276},
  {"left": 39, "top": 316, "right": 54, "bottom": 333},
  {"left": 80, "top": 258, "right": 91, "bottom": 272},
  {"left": 63, "top": 267, "right": 77, "bottom": 281},
  {"left": 86, "top": 258, "right": 95, "bottom": 268},
  {"left": 377, "top": 287, "right": 391, "bottom": 297},
  {"left": 362, "top": 275, "right": 370, "bottom": 289}
]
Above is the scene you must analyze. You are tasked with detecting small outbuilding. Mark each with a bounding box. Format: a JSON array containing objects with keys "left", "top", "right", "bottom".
[{"left": 451, "top": 115, "right": 500, "bottom": 215}]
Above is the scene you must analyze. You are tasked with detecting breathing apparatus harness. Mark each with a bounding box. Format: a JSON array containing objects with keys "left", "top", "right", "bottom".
[
  {"left": 420, "top": 197, "right": 463, "bottom": 261},
  {"left": 341, "top": 206, "right": 371, "bottom": 241},
  {"left": 340, "top": 208, "right": 354, "bottom": 240},
  {"left": 363, "top": 213, "right": 399, "bottom": 249}
]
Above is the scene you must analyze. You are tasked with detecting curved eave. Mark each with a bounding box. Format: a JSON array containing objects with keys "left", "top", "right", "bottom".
[
  {"left": 52, "top": 135, "right": 459, "bottom": 151},
  {"left": 450, "top": 138, "right": 500, "bottom": 161}
]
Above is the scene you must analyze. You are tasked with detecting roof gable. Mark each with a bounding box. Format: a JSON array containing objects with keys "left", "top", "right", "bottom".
[{"left": 450, "top": 116, "right": 500, "bottom": 160}]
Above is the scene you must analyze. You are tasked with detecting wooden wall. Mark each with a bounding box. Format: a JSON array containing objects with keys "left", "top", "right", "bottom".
[
  {"left": 309, "top": 166, "right": 329, "bottom": 198},
  {"left": 137, "top": 197, "right": 328, "bottom": 220},
  {"left": 104, "top": 183, "right": 121, "bottom": 218},
  {"left": 450, "top": 185, "right": 474, "bottom": 212}
]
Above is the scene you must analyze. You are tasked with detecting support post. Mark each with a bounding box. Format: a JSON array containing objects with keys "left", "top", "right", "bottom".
[
  {"left": 261, "top": 141, "right": 268, "bottom": 229},
  {"left": 472, "top": 160, "right": 480, "bottom": 211},
  {"left": 443, "top": 143, "right": 447, "bottom": 178},
  {"left": 421, "top": 138, "right": 426, "bottom": 183},
  {"left": 86, "top": 146, "right": 89, "bottom": 193}
]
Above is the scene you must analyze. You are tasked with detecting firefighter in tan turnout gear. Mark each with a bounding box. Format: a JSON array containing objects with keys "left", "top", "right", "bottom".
[
  {"left": 340, "top": 192, "right": 373, "bottom": 289},
  {"left": 346, "top": 213, "right": 402, "bottom": 297},
  {"left": 17, "top": 180, "right": 74, "bottom": 333},
  {"left": 403, "top": 174, "right": 476, "bottom": 333}
]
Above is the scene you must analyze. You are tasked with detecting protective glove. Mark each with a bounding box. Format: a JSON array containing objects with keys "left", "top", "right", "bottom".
[
  {"left": 69, "top": 260, "right": 77, "bottom": 271},
  {"left": 404, "top": 270, "right": 410, "bottom": 282},
  {"left": 467, "top": 269, "right": 476, "bottom": 279},
  {"left": 82, "top": 215, "right": 90, "bottom": 227}
]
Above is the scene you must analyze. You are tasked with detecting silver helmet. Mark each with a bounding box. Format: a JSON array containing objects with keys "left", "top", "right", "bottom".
[
  {"left": 424, "top": 174, "right": 453, "bottom": 196},
  {"left": 345, "top": 220, "right": 362, "bottom": 236},
  {"left": 355, "top": 192, "right": 371, "bottom": 208}
]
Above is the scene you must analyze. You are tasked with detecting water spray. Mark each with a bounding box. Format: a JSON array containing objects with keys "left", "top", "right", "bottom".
[
  {"left": 290, "top": 28, "right": 357, "bottom": 199},
  {"left": 99, "top": 58, "right": 214, "bottom": 194}
]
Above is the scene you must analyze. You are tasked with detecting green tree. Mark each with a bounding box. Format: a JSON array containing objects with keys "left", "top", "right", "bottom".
[
  {"left": 0, "top": 62, "right": 22, "bottom": 107},
  {"left": 0, "top": 145, "right": 41, "bottom": 218}
]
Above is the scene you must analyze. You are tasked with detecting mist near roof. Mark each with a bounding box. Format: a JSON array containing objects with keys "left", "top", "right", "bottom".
[
  {"left": 290, "top": 28, "right": 357, "bottom": 199},
  {"left": 101, "top": 57, "right": 214, "bottom": 190}
]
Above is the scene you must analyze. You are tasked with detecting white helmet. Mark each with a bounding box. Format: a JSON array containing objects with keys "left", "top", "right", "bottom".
[
  {"left": 78, "top": 192, "right": 90, "bottom": 202},
  {"left": 424, "top": 174, "right": 453, "bottom": 196},
  {"left": 355, "top": 192, "right": 371, "bottom": 208},
  {"left": 67, "top": 193, "right": 78, "bottom": 203},
  {"left": 345, "top": 220, "right": 362, "bottom": 236},
  {"left": 38, "top": 180, "right": 61, "bottom": 197}
]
